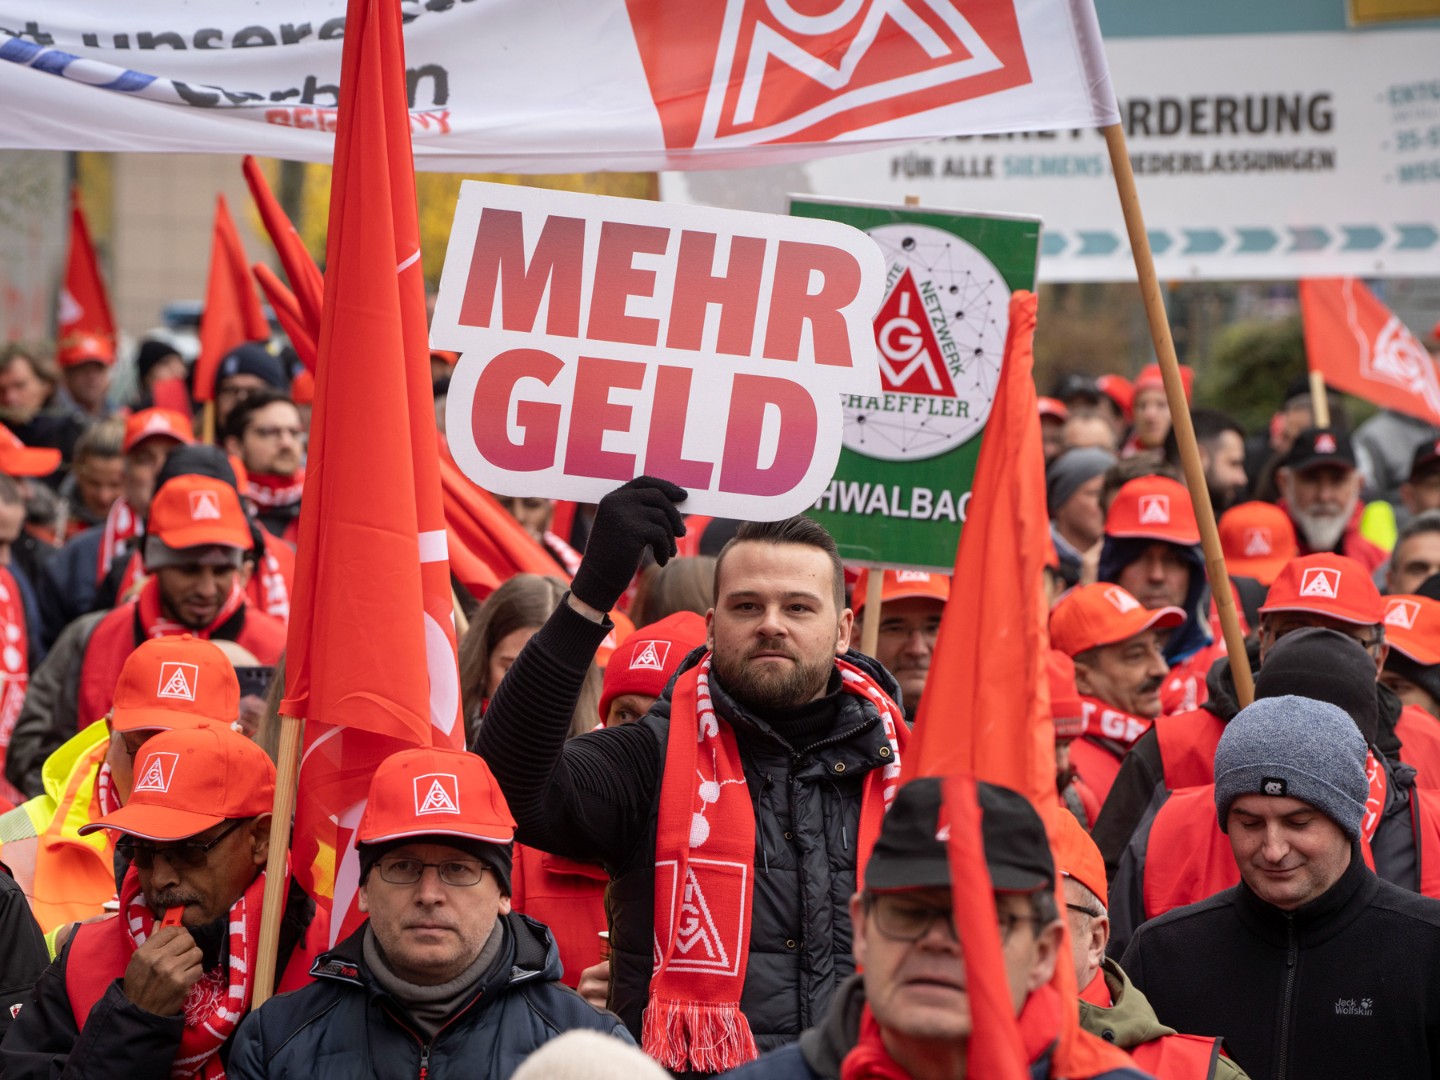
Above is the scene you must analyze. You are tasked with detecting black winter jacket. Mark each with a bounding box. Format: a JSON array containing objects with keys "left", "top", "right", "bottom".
[
  {"left": 1122, "top": 847, "right": 1440, "bottom": 1080},
  {"left": 228, "top": 913, "right": 630, "bottom": 1080},
  {"left": 0, "top": 865, "right": 47, "bottom": 1042},
  {"left": 474, "top": 599, "right": 903, "bottom": 1053}
]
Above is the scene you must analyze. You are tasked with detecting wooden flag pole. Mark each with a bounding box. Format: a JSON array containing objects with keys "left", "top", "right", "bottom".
[
  {"left": 1309, "top": 369, "right": 1332, "bottom": 428},
  {"left": 859, "top": 570, "right": 885, "bottom": 658},
  {"left": 252, "top": 712, "right": 304, "bottom": 1007},
  {"left": 1102, "top": 124, "right": 1254, "bottom": 708}
]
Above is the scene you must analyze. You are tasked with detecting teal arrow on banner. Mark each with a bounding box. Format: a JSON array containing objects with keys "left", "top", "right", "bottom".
[
  {"left": 1235, "top": 228, "right": 1278, "bottom": 253},
  {"left": 1148, "top": 230, "right": 1173, "bottom": 255},
  {"left": 1041, "top": 232, "right": 1067, "bottom": 257},
  {"left": 1396, "top": 224, "right": 1439, "bottom": 250},
  {"left": 1077, "top": 231, "right": 1120, "bottom": 256},
  {"left": 1182, "top": 229, "right": 1224, "bottom": 254},
  {"left": 1341, "top": 226, "right": 1385, "bottom": 250},
  {"left": 1288, "top": 226, "right": 1330, "bottom": 252}
]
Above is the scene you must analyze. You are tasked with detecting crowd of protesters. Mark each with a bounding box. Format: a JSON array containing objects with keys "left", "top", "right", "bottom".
[{"left": 0, "top": 314, "right": 1437, "bottom": 1080}]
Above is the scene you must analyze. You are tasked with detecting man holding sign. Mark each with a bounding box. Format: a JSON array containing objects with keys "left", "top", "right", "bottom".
[{"left": 474, "top": 482, "right": 906, "bottom": 1073}]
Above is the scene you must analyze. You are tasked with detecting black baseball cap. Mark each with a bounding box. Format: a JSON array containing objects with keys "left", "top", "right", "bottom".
[
  {"left": 1284, "top": 427, "right": 1357, "bottom": 473},
  {"left": 864, "top": 777, "right": 1054, "bottom": 894},
  {"left": 1410, "top": 439, "right": 1440, "bottom": 484},
  {"left": 1050, "top": 373, "right": 1102, "bottom": 406}
]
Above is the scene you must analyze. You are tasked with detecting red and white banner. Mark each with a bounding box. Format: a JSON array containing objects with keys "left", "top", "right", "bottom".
[
  {"left": 1301, "top": 278, "right": 1440, "bottom": 427},
  {"left": 0, "top": 0, "right": 1118, "bottom": 171},
  {"left": 434, "top": 182, "right": 886, "bottom": 520}
]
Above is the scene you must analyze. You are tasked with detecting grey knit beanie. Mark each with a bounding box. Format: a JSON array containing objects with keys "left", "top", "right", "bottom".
[
  {"left": 1214, "top": 695, "right": 1369, "bottom": 840},
  {"left": 1047, "top": 447, "right": 1117, "bottom": 514}
]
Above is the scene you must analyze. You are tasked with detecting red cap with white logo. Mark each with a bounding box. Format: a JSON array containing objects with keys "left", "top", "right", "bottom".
[
  {"left": 1382, "top": 594, "right": 1440, "bottom": 665},
  {"left": 357, "top": 747, "right": 516, "bottom": 846},
  {"left": 123, "top": 408, "right": 195, "bottom": 454},
  {"left": 851, "top": 568, "right": 951, "bottom": 617},
  {"left": 80, "top": 725, "right": 275, "bottom": 841},
  {"left": 1219, "top": 501, "right": 1299, "bottom": 586},
  {"left": 1105, "top": 475, "right": 1200, "bottom": 546},
  {"left": 1259, "top": 553, "right": 1384, "bottom": 626},
  {"left": 1049, "top": 583, "right": 1185, "bottom": 657},
  {"left": 147, "top": 474, "right": 252, "bottom": 551},
  {"left": 599, "top": 610, "right": 707, "bottom": 722},
  {"left": 110, "top": 634, "right": 240, "bottom": 733}
]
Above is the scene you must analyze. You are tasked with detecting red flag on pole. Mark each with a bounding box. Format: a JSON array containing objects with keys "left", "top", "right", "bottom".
[
  {"left": 1300, "top": 278, "right": 1440, "bottom": 427},
  {"left": 902, "top": 291, "right": 1054, "bottom": 810},
  {"left": 57, "top": 188, "right": 116, "bottom": 367},
  {"left": 252, "top": 263, "right": 318, "bottom": 373},
  {"left": 192, "top": 195, "right": 270, "bottom": 403},
  {"left": 242, "top": 155, "right": 325, "bottom": 337},
  {"left": 281, "top": 0, "right": 463, "bottom": 944}
]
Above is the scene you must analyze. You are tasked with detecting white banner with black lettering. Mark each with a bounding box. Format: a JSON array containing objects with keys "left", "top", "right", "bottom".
[
  {"left": 0, "top": 0, "right": 1117, "bottom": 172},
  {"left": 666, "top": 26, "right": 1440, "bottom": 281}
]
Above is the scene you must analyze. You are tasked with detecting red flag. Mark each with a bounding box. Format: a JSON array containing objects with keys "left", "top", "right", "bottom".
[
  {"left": 57, "top": 188, "right": 116, "bottom": 366},
  {"left": 1301, "top": 277, "right": 1440, "bottom": 426},
  {"left": 903, "top": 291, "right": 1054, "bottom": 811},
  {"left": 281, "top": 0, "right": 463, "bottom": 943},
  {"left": 242, "top": 155, "right": 325, "bottom": 337},
  {"left": 439, "top": 443, "right": 567, "bottom": 585},
  {"left": 193, "top": 195, "right": 270, "bottom": 403},
  {"left": 252, "top": 263, "right": 318, "bottom": 373}
]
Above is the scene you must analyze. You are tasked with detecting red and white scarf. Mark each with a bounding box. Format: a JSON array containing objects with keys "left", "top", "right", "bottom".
[
  {"left": 120, "top": 864, "right": 268, "bottom": 1079},
  {"left": 243, "top": 469, "right": 305, "bottom": 511},
  {"left": 1078, "top": 696, "right": 1153, "bottom": 751},
  {"left": 643, "top": 655, "right": 906, "bottom": 1073},
  {"left": 97, "top": 497, "right": 142, "bottom": 585},
  {"left": 135, "top": 576, "right": 247, "bottom": 641}
]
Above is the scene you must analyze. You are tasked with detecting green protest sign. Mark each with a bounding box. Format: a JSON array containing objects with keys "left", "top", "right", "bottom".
[{"left": 792, "top": 196, "right": 1040, "bottom": 571}]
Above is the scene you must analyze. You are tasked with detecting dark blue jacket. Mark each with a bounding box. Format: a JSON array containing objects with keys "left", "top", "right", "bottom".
[{"left": 228, "top": 912, "right": 631, "bottom": 1080}]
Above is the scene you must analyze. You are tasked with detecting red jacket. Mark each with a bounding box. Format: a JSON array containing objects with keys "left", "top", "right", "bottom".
[{"left": 508, "top": 843, "right": 608, "bottom": 988}]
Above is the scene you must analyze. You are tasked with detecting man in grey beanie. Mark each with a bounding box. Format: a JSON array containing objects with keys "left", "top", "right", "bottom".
[
  {"left": 1048, "top": 446, "right": 1116, "bottom": 587},
  {"left": 1122, "top": 695, "right": 1440, "bottom": 1080}
]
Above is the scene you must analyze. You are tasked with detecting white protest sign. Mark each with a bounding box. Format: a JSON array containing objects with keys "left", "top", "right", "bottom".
[{"left": 435, "top": 182, "right": 886, "bottom": 520}]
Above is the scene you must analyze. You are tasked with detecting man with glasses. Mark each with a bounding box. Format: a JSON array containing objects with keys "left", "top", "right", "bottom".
[
  {"left": 727, "top": 777, "right": 1152, "bottom": 1079},
  {"left": 221, "top": 390, "right": 305, "bottom": 544},
  {"left": 229, "top": 746, "right": 629, "bottom": 1078},
  {"left": 850, "top": 569, "right": 948, "bottom": 723},
  {"left": 0, "top": 724, "right": 312, "bottom": 1078}
]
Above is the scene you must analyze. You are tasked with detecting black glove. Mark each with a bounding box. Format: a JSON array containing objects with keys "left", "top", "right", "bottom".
[{"left": 570, "top": 477, "right": 688, "bottom": 613}]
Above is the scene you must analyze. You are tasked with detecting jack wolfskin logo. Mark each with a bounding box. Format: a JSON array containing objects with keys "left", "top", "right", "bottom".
[
  {"left": 1261, "top": 777, "right": 1288, "bottom": 797},
  {"left": 1335, "top": 996, "right": 1373, "bottom": 1016}
]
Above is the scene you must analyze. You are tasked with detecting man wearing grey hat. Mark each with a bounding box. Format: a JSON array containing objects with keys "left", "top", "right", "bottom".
[
  {"left": 1049, "top": 447, "right": 1117, "bottom": 588},
  {"left": 1122, "top": 695, "right": 1440, "bottom": 1080}
]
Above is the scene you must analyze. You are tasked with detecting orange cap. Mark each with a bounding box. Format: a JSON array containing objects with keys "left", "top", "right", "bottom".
[
  {"left": 1053, "top": 807, "right": 1108, "bottom": 909},
  {"left": 1105, "top": 475, "right": 1200, "bottom": 546},
  {"left": 1219, "top": 502, "right": 1299, "bottom": 586},
  {"left": 1133, "top": 362, "right": 1193, "bottom": 402},
  {"left": 0, "top": 423, "right": 61, "bottom": 478},
  {"left": 851, "top": 569, "right": 950, "bottom": 618},
  {"left": 1383, "top": 594, "right": 1440, "bottom": 665},
  {"left": 1096, "top": 373, "right": 1134, "bottom": 420},
  {"left": 357, "top": 747, "right": 516, "bottom": 846},
  {"left": 1049, "top": 582, "right": 1185, "bottom": 657},
  {"left": 110, "top": 635, "right": 240, "bottom": 733},
  {"left": 1047, "top": 650, "right": 1084, "bottom": 740},
  {"left": 147, "top": 474, "right": 251, "bottom": 551},
  {"left": 1038, "top": 397, "right": 1069, "bottom": 423},
  {"left": 123, "top": 408, "right": 195, "bottom": 454},
  {"left": 600, "top": 611, "right": 707, "bottom": 721},
  {"left": 80, "top": 725, "right": 275, "bottom": 840},
  {"left": 1260, "top": 553, "right": 1383, "bottom": 626},
  {"left": 596, "top": 609, "right": 636, "bottom": 669},
  {"left": 58, "top": 332, "right": 116, "bottom": 368}
]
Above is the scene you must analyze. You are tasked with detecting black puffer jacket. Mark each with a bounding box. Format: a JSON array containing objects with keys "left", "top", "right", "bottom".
[
  {"left": 474, "top": 599, "right": 902, "bottom": 1054},
  {"left": 229, "top": 913, "right": 629, "bottom": 1079}
]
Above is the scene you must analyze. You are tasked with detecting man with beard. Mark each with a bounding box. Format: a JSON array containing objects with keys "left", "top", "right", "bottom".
[
  {"left": 0, "top": 725, "right": 313, "bottom": 1078},
  {"left": 474, "top": 479, "right": 907, "bottom": 1074},
  {"left": 1277, "top": 427, "right": 1386, "bottom": 572},
  {"left": 5, "top": 475, "right": 285, "bottom": 798},
  {"left": 1163, "top": 409, "right": 1247, "bottom": 520},
  {"left": 222, "top": 390, "right": 305, "bottom": 543},
  {"left": 850, "top": 568, "right": 947, "bottom": 722}
]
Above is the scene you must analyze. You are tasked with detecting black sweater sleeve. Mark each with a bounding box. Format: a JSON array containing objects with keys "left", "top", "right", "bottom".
[
  {"left": 473, "top": 598, "right": 662, "bottom": 868},
  {"left": 1091, "top": 727, "right": 1165, "bottom": 880}
]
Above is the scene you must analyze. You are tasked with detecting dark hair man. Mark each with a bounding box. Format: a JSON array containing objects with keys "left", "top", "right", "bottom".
[
  {"left": 1386, "top": 510, "right": 1440, "bottom": 596},
  {"left": 850, "top": 568, "right": 948, "bottom": 722},
  {"left": 726, "top": 778, "right": 1150, "bottom": 1080},
  {"left": 1123, "top": 696, "right": 1440, "bottom": 1080},
  {"left": 1162, "top": 408, "right": 1247, "bottom": 518},
  {"left": 229, "top": 747, "right": 629, "bottom": 1077},
  {"left": 222, "top": 390, "right": 305, "bottom": 543},
  {"left": 474, "top": 478, "right": 908, "bottom": 1071},
  {"left": 0, "top": 725, "right": 312, "bottom": 1078},
  {"left": 6, "top": 475, "right": 286, "bottom": 798}
]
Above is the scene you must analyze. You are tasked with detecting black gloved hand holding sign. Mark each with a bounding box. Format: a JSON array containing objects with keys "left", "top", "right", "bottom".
[{"left": 570, "top": 476, "right": 688, "bottom": 614}]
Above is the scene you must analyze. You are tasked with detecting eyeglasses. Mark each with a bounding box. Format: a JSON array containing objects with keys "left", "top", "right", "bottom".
[
  {"left": 117, "top": 819, "right": 246, "bottom": 870},
  {"left": 375, "top": 857, "right": 488, "bottom": 887},
  {"left": 868, "top": 895, "right": 1042, "bottom": 944}
]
